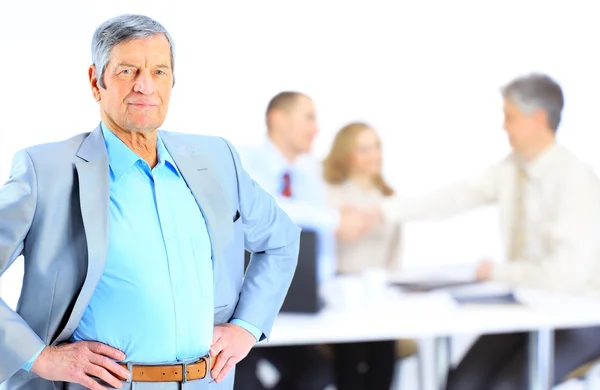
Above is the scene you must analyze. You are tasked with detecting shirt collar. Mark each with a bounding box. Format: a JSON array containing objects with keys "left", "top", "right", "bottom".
[
  {"left": 253, "top": 137, "right": 295, "bottom": 177},
  {"left": 520, "top": 142, "right": 562, "bottom": 180},
  {"left": 101, "top": 122, "right": 180, "bottom": 181},
  {"left": 261, "top": 137, "right": 295, "bottom": 176},
  {"left": 261, "top": 136, "right": 318, "bottom": 176},
  {"left": 156, "top": 133, "right": 181, "bottom": 177}
]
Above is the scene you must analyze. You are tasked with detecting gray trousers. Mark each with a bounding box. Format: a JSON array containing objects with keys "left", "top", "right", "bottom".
[{"left": 64, "top": 367, "right": 235, "bottom": 390}]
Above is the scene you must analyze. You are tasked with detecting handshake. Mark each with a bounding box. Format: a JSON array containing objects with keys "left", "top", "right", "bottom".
[{"left": 335, "top": 205, "right": 382, "bottom": 241}]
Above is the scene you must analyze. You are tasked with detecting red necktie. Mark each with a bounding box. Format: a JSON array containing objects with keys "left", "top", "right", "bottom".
[{"left": 281, "top": 172, "right": 292, "bottom": 198}]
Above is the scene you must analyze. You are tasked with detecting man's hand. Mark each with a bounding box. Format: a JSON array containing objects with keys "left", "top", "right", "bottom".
[
  {"left": 30, "top": 341, "right": 129, "bottom": 390},
  {"left": 209, "top": 323, "right": 256, "bottom": 383},
  {"left": 336, "top": 206, "right": 379, "bottom": 242},
  {"left": 476, "top": 259, "right": 494, "bottom": 281}
]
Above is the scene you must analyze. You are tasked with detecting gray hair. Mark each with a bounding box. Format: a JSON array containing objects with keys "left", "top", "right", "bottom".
[
  {"left": 91, "top": 14, "right": 175, "bottom": 89},
  {"left": 501, "top": 73, "right": 564, "bottom": 131}
]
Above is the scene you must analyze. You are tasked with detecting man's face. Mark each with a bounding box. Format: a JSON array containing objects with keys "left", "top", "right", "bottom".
[
  {"left": 283, "top": 96, "right": 319, "bottom": 154},
  {"left": 502, "top": 99, "right": 541, "bottom": 152},
  {"left": 89, "top": 34, "right": 173, "bottom": 133}
]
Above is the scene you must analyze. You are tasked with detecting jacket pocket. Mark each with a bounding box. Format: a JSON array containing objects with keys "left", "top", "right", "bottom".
[{"left": 213, "top": 304, "right": 230, "bottom": 325}]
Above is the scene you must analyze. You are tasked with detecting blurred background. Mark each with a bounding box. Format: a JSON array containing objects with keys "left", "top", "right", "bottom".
[{"left": 2, "top": 1, "right": 600, "bottom": 389}]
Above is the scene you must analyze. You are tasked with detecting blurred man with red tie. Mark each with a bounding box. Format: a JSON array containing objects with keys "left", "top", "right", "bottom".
[
  {"left": 234, "top": 92, "right": 375, "bottom": 390},
  {"left": 239, "top": 92, "right": 374, "bottom": 283}
]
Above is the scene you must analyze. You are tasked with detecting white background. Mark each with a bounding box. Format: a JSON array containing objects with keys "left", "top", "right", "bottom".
[{"left": 1, "top": 0, "right": 600, "bottom": 306}]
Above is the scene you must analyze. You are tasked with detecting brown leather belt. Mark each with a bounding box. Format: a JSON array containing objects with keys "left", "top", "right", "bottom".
[{"left": 118, "top": 356, "right": 214, "bottom": 382}]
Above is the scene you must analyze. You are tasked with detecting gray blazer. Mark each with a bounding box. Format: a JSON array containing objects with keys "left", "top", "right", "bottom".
[{"left": 0, "top": 125, "right": 300, "bottom": 389}]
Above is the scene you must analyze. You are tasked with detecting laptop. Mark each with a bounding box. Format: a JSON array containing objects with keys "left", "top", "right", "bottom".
[
  {"left": 244, "top": 230, "right": 321, "bottom": 313},
  {"left": 390, "top": 279, "right": 518, "bottom": 304}
]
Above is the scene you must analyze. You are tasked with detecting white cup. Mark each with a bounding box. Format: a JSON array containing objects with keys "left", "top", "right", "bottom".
[
  {"left": 325, "top": 275, "right": 364, "bottom": 309},
  {"left": 362, "top": 267, "right": 388, "bottom": 302}
]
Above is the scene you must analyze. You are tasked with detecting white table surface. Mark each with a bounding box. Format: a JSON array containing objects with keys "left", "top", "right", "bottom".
[{"left": 262, "top": 281, "right": 600, "bottom": 347}]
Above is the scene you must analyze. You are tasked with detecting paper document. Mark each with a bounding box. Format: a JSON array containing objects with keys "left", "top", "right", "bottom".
[
  {"left": 391, "top": 263, "right": 478, "bottom": 283},
  {"left": 389, "top": 263, "right": 479, "bottom": 292},
  {"left": 448, "top": 282, "right": 518, "bottom": 304}
]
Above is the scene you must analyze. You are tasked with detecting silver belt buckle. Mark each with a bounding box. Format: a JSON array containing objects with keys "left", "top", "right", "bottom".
[{"left": 181, "top": 361, "right": 188, "bottom": 383}]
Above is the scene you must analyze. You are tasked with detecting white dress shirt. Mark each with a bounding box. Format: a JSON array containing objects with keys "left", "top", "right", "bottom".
[
  {"left": 385, "top": 143, "right": 600, "bottom": 294},
  {"left": 237, "top": 138, "right": 338, "bottom": 282}
]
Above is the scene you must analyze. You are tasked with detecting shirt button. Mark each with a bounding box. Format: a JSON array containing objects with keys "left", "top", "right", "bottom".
[{"left": 179, "top": 328, "right": 184, "bottom": 335}]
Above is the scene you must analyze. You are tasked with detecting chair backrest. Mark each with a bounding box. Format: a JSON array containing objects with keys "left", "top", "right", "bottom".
[{"left": 244, "top": 230, "right": 321, "bottom": 313}]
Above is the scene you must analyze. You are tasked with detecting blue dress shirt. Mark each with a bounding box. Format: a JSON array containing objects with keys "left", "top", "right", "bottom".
[{"left": 23, "top": 123, "right": 260, "bottom": 370}]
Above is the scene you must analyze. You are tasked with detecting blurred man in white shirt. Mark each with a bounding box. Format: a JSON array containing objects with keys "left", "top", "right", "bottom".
[
  {"left": 234, "top": 92, "right": 376, "bottom": 390},
  {"left": 240, "top": 92, "right": 375, "bottom": 282},
  {"left": 386, "top": 73, "right": 600, "bottom": 389}
]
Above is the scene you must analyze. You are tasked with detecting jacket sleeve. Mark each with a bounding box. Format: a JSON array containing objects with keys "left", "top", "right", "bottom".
[
  {"left": 221, "top": 139, "right": 300, "bottom": 341},
  {"left": 0, "top": 150, "right": 46, "bottom": 383}
]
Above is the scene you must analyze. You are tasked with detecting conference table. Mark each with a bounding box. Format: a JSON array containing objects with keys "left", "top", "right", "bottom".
[{"left": 259, "top": 276, "right": 600, "bottom": 390}]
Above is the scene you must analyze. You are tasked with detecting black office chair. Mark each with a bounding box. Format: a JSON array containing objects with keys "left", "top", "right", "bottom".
[{"left": 244, "top": 230, "right": 321, "bottom": 313}]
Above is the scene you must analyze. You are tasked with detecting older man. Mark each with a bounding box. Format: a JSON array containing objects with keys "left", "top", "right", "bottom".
[
  {"left": 0, "top": 14, "right": 299, "bottom": 390},
  {"left": 386, "top": 73, "right": 600, "bottom": 389}
]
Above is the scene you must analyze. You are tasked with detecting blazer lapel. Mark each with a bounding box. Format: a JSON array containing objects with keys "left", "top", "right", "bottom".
[
  {"left": 161, "top": 134, "right": 233, "bottom": 259},
  {"left": 54, "top": 125, "right": 110, "bottom": 344}
]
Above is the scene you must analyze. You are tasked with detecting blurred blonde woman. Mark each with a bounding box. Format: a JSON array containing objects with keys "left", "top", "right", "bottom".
[
  {"left": 324, "top": 122, "right": 400, "bottom": 273},
  {"left": 323, "top": 122, "right": 399, "bottom": 390}
]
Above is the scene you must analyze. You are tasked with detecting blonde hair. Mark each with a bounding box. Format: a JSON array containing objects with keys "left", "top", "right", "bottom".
[{"left": 323, "top": 122, "right": 394, "bottom": 196}]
